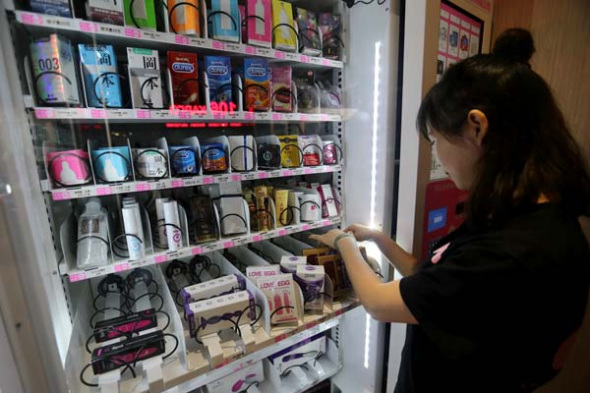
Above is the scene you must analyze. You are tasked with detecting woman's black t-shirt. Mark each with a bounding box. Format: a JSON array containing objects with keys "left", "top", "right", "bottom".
[{"left": 396, "top": 204, "right": 590, "bottom": 392}]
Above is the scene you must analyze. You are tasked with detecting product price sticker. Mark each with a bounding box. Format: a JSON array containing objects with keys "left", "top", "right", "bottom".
[
  {"left": 175, "top": 35, "right": 190, "bottom": 45},
  {"left": 269, "top": 170, "right": 282, "bottom": 178},
  {"left": 136, "top": 109, "right": 152, "bottom": 119},
  {"left": 69, "top": 272, "right": 87, "bottom": 282},
  {"left": 256, "top": 112, "right": 271, "bottom": 121},
  {"left": 278, "top": 229, "right": 287, "bottom": 236},
  {"left": 152, "top": 180, "right": 168, "bottom": 190},
  {"left": 252, "top": 235, "right": 263, "bottom": 242},
  {"left": 20, "top": 12, "right": 44, "bottom": 26},
  {"left": 183, "top": 177, "right": 201, "bottom": 187},
  {"left": 109, "top": 109, "right": 129, "bottom": 119},
  {"left": 300, "top": 55, "right": 311, "bottom": 64},
  {"left": 216, "top": 175, "right": 230, "bottom": 183},
  {"left": 53, "top": 191, "right": 71, "bottom": 201},
  {"left": 212, "top": 41, "right": 225, "bottom": 50},
  {"left": 94, "top": 266, "right": 110, "bottom": 277},
  {"left": 245, "top": 46, "right": 256, "bottom": 55},
  {"left": 272, "top": 113, "right": 283, "bottom": 121},
  {"left": 98, "top": 25, "right": 123, "bottom": 35},
  {"left": 96, "top": 186, "right": 113, "bottom": 196},
  {"left": 256, "top": 48, "right": 272, "bottom": 57},
  {"left": 204, "top": 243, "right": 219, "bottom": 252},
  {"left": 45, "top": 16, "right": 73, "bottom": 28},
  {"left": 136, "top": 182, "right": 151, "bottom": 192},
  {"left": 283, "top": 113, "right": 296, "bottom": 121},
  {"left": 225, "top": 43, "right": 240, "bottom": 52},
  {"left": 202, "top": 176, "right": 214, "bottom": 185},
  {"left": 71, "top": 188, "right": 92, "bottom": 199},
  {"left": 114, "top": 263, "right": 130, "bottom": 273},
  {"left": 310, "top": 57, "right": 323, "bottom": 66},
  {"left": 235, "top": 237, "right": 249, "bottom": 246},
  {"left": 257, "top": 172, "right": 268, "bottom": 180},
  {"left": 190, "top": 38, "right": 208, "bottom": 47},
  {"left": 167, "top": 251, "right": 180, "bottom": 260},
  {"left": 243, "top": 172, "right": 257, "bottom": 181},
  {"left": 171, "top": 179, "right": 184, "bottom": 188},
  {"left": 155, "top": 254, "right": 169, "bottom": 264},
  {"left": 79, "top": 21, "right": 99, "bottom": 33},
  {"left": 244, "top": 112, "right": 255, "bottom": 120},
  {"left": 275, "top": 51, "right": 286, "bottom": 59},
  {"left": 302, "top": 224, "right": 311, "bottom": 231},
  {"left": 223, "top": 241, "right": 235, "bottom": 249},
  {"left": 304, "top": 168, "right": 313, "bottom": 175},
  {"left": 191, "top": 246, "right": 204, "bottom": 255},
  {"left": 292, "top": 168, "right": 304, "bottom": 176},
  {"left": 124, "top": 28, "right": 142, "bottom": 38},
  {"left": 35, "top": 108, "right": 55, "bottom": 119},
  {"left": 231, "top": 174, "right": 242, "bottom": 182},
  {"left": 113, "top": 183, "right": 133, "bottom": 194}
]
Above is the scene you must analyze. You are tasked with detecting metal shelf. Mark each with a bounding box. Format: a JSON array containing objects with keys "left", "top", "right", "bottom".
[
  {"left": 43, "top": 165, "right": 342, "bottom": 201},
  {"left": 60, "top": 217, "right": 342, "bottom": 282},
  {"left": 13, "top": 11, "right": 344, "bottom": 69},
  {"left": 31, "top": 107, "right": 342, "bottom": 123}
]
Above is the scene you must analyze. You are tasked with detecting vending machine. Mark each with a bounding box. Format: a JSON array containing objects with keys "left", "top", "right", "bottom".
[{"left": 0, "top": 0, "right": 404, "bottom": 392}]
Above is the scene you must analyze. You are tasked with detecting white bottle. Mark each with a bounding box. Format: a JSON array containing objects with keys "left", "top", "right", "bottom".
[
  {"left": 77, "top": 198, "right": 108, "bottom": 268},
  {"left": 155, "top": 197, "right": 169, "bottom": 249},
  {"left": 163, "top": 200, "right": 182, "bottom": 251},
  {"left": 122, "top": 201, "right": 145, "bottom": 260},
  {"left": 255, "top": 0, "right": 265, "bottom": 35}
]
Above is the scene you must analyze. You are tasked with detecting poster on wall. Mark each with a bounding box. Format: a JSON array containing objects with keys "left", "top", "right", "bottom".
[{"left": 431, "top": 0, "right": 484, "bottom": 181}]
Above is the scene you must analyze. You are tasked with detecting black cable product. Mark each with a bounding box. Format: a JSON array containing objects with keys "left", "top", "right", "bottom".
[
  {"left": 279, "top": 205, "right": 298, "bottom": 226},
  {"left": 92, "top": 150, "right": 132, "bottom": 183},
  {"left": 297, "top": 28, "right": 322, "bottom": 53},
  {"left": 80, "top": 357, "right": 137, "bottom": 387},
  {"left": 238, "top": 381, "right": 260, "bottom": 393},
  {"left": 303, "top": 291, "right": 332, "bottom": 304},
  {"left": 194, "top": 316, "right": 241, "bottom": 345},
  {"left": 91, "top": 72, "right": 129, "bottom": 108},
  {"left": 89, "top": 308, "right": 128, "bottom": 329},
  {"left": 111, "top": 233, "right": 143, "bottom": 258},
  {"left": 47, "top": 152, "right": 92, "bottom": 187},
  {"left": 233, "top": 303, "right": 263, "bottom": 333},
  {"left": 280, "top": 363, "right": 309, "bottom": 377},
  {"left": 271, "top": 23, "right": 299, "bottom": 47},
  {"left": 130, "top": 292, "right": 165, "bottom": 313}
]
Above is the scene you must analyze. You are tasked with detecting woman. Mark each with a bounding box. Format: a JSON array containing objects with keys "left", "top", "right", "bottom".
[{"left": 311, "top": 30, "right": 590, "bottom": 392}]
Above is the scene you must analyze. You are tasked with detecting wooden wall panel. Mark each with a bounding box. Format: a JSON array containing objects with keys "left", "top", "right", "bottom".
[{"left": 493, "top": 3, "right": 590, "bottom": 392}]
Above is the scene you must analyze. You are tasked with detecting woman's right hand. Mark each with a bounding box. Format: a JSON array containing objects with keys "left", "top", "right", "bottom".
[{"left": 344, "top": 224, "right": 380, "bottom": 242}]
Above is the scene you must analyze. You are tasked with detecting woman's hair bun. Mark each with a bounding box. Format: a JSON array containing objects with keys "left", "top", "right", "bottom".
[{"left": 492, "top": 28, "right": 535, "bottom": 64}]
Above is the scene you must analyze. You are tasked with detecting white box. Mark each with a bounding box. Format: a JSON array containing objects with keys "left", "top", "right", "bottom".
[
  {"left": 280, "top": 255, "right": 306, "bottom": 274},
  {"left": 257, "top": 274, "right": 299, "bottom": 325},
  {"left": 185, "top": 290, "right": 255, "bottom": 338},
  {"left": 181, "top": 274, "right": 246, "bottom": 304},
  {"left": 206, "top": 360, "right": 264, "bottom": 393},
  {"left": 127, "top": 47, "right": 164, "bottom": 109}
]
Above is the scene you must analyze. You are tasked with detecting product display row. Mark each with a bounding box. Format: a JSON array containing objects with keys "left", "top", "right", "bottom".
[
  {"left": 76, "top": 236, "right": 355, "bottom": 391},
  {"left": 65, "top": 180, "right": 340, "bottom": 271},
  {"left": 29, "top": 35, "right": 341, "bottom": 114},
  {"left": 44, "top": 134, "right": 341, "bottom": 190},
  {"left": 24, "top": 0, "right": 343, "bottom": 60}
]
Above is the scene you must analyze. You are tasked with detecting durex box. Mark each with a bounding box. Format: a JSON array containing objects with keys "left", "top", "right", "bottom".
[
  {"left": 167, "top": 51, "right": 199, "bottom": 106},
  {"left": 127, "top": 47, "right": 163, "bottom": 109},
  {"left": 246, "top": 0, "right": 271, "bottom": 48},
  {"left": 86, "top": 0, "right": 125, "bottom": 25},
  {"left": 29, "top": 0, "right": 72, "bottom": 17},
  {"left": 30, "top": 34, "right": 80, "bottom": 106},
  {"left": 244, "top": 58, "right": 270, "bottom": 111},
  {"left": 79, "top": 45, "right": 123, "bottom": 108},
  {"left": 210, "top": 0, "right": 240, "bottom": 43},
  {"left": 205, "top": 56, "right": 232, "bottom": 105}
]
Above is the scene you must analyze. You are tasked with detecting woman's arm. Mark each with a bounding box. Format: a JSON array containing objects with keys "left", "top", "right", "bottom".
[
  {"left": 345, "top": 224, "right": 419, "bottom": 277},
  {"left": 310, "top": 230, "right": 418, "bottom": 324}
]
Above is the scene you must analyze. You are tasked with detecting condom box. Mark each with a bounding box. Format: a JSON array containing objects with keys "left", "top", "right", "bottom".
[
  {"left": 206, "top": 360, "right": 264, "bottom": 393},
  {"left": 123, "top": 0, "right": 157, "bottom": 30},
  {"left": 29, "top": 0, "right": 72, "bottom": 17},
  {"left": 181, "top": 274, "right": 246, "bottom": 304},
  {"left": 86, "top": 0, "right": 125, "bottom": 25},
  {"left": 271, "top": 0, "right": 296, "bottom": 52},
  {"left": 79, "top": 45, "right": 123, "bottom": 108},
  {"left": 244, "top": 58, "right": 270, "bottom": 111},
  {"left": 268, "top": 333, "right": 326, "bottom": 375},
  {"left": 319, "top": 13, "right": 342, "bottom": 59},
  {"left": 185, "top": 290, "right": 255, "bottom": 338},
  {"left": 30, "top": 34, "right": 80, "bottom": 106},
  {"left": 205, "top": 56, "right": 232, "bottom": 105},
  {"left": 270, "top": 65, "right": 292, "bottom": 112},
  {"left": 246, "top": 0, "right": 271, "bottom": 48},
  {"left": 210, "top": 0, "right": 240, "bottom": 43},
  {"left": 168, "top": 51, "right": 199, "bottom": 106},
  {"left": 167, "top": 0, "right": 201, "bottom": 35},
  {"left": 127, "top": 47, "right": 163, "bottom": 108},
  {"left": 296, "top": 8, "right": 321, "bottom": 56}
]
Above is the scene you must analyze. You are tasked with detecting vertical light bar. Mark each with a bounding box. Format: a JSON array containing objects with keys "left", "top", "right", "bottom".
[{"left": 365, "top": 41, "right": 382, "bottom": 369}]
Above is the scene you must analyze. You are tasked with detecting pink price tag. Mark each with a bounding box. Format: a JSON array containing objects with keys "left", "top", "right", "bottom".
[
  {"left": 96, "top": 186, "right": 113, "bottom": 196},
  {"left": 136, "top": 110, "right": 152, "bottom": 119},
  {"left": 175, "top": 35, "right": 189, "bottom": 45},
  {"left": 322, "top": 59, "right": 331, "bottom": 66},
  {"left": 155, "top": 255, "right": 169, "bottom": 264},
  {"left": 115, "top": 263, "right": 130, "bottom": 273},
  {"left": 22, "top": 13, "right": 44, "bottom": 25},
  {"left": 323, "top": 166, "right": 332, "bottom": 173},
  {"left": 79, "top": 21, "right": 97, "bottom": 33},
  {"left": 125, "top": 28, "right": 142, "bottom": 38},
  {"left": 244, "top": 112, "right": 255, "bottom": 120},
  {"left": 35, "top": 108, "right": 54, "bottom": 119},
  {"left": 203, "top": 176, "right": 214, "bottom": 185},
  {"left": 245, "top": 46, "right": 256, "bottom": 54},
  {"left": 53, "top": 191, "right": 71, "bottom": 201},
  {"left": 300, "top": 55, "right": 310, "bottom": 63},
  {"left": 302, "top": 224, "right": 311, "bottom": 231},
  {"left": 257, "top": 172, "right": 268, "bottom": 179},
  {"left": 91, "top": 109, "right": 106, "bottom": 119},
  {"left": 223, "top": 241, "right": 235, "bottom": 248},
  {"left": 275, "top": 51, "right": 286, "bottom": 59},
  {"left": 192, "top": 247, "right": 204, "bottom": 255},
  {"left": 272, "top": 113, "right": 282, "bottom": 121},
  {"left": 252, "top": 235, "right": 263, "bottom": 242},
  {"left": 323, "top": 220, "right": 331, "bottom": 227},
  {"left": 304, "top": 168, "right": 312, "bottom": 174},
  {"left": 282, "top": 170, "right": 293, "bottom": 177},
  {"left": 213, "top": 112, "right": 225, "bottom": 120},
  {"left": 231, "top": 174, "right": 242, "bottom": 182},
  {"left": 178, "top": 110, "right": 191, "bottom": 119},
  {"left": 136, "top": 183, "right": 151, "bottom": 192},
  {"left": 300, "top": 114, "right": 308, "bottom": 121},
  {"left": 171, "top": 179, "right": 184, "bottom": 188},
  {"left": 70, "top": 272, "right": 87, "bottom": 282},
  {"left": 212, "top": 41, "right": 225, "bottom": 50},
  {"left": 278, "top": 229, "right": 287, "bottom": 236}
]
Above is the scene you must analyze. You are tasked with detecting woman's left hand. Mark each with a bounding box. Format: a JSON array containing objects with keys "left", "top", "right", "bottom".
[{"left": 309, "top": 229, "right": 347, "bottom": 250}]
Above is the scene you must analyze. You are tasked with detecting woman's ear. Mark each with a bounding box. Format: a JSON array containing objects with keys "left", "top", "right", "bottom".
[{"left": 465, "top": 110, "right": 489, "bottom": 147}]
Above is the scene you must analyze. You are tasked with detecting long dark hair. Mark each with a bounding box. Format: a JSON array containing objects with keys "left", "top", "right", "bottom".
[{"left": 417, "top": 29, "right": 590, "bottom": 226}]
